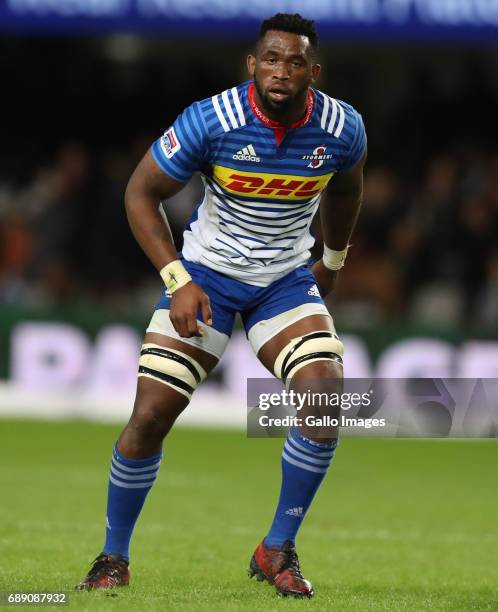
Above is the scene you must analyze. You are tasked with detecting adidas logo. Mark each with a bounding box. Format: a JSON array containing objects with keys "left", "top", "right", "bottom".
[
  {"left": 233, "top": 144, "right": 260, "bottom": 162},
  {"left": 285, "top": 507, "right": 304, "bottom": 517},
  {"left": 307, "top": 284, "right": 320, "bottom": 297}
]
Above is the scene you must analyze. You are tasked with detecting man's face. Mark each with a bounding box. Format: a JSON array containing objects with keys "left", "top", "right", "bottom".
[{"left": 247, "top": 30, "right": 320, "bottom": 115}]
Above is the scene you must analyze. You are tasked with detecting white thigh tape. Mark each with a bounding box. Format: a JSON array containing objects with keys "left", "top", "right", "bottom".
[
  {"left": 138, "top": 343, "right": 207, "bottom": 400},
  {"left": 273, "top": 331, "right": 344, "bottom": 382}
]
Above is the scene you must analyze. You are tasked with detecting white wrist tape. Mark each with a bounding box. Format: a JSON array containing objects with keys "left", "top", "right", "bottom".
[
  {"left": 322, "top": 244, "right": 349, "bottom": 271},
  {"left": 160, "top": 260, "right": 192, "bottom": 293}
]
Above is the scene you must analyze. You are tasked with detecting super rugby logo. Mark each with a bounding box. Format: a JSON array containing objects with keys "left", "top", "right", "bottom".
[
  {"left": 213, "top": 166, "right": 333, "bottom": 201},
  {"left": 302, "top": 145, "right": 333, "bottom": 169},
  {"left": 160, "top": 127, "right": 181, "bottom": 159}
]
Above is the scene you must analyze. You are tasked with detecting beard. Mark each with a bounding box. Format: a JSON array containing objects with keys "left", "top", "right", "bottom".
[{"left": 254, "top": 76, "right": 307, "bottom": 116}]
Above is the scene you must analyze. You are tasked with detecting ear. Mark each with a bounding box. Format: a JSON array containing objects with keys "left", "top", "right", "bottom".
[
  {"left": 247, "top": 54, "right": 256, "bottom": 77},
  {"left": 311, "top": 63, "right": 321, "bottom": 84}
]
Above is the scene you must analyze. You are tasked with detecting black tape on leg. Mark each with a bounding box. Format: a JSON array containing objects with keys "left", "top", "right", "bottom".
[
  {"left": 280, "top": 331, "right": 335, "bottom": 379},
  {"left": 283, "top": 351, "right": 343, "bottom": 383}
]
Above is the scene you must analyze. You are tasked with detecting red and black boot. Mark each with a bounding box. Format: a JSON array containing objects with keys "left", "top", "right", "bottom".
[
  {"left": 75, "top": 553, "right": 130, "bottom": 590},
  {"left": 249, "top": 539, "right": 313, "bottom": 598}
]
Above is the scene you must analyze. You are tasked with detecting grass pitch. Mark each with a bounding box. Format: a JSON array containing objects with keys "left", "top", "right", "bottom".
[{"left": 0, "top": 419, "right": 497, "bottom": 611}]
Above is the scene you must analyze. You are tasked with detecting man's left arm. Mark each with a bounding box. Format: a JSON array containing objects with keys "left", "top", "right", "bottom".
[{"left": 312, "top": 150, "right": 367, "bottom": 297}]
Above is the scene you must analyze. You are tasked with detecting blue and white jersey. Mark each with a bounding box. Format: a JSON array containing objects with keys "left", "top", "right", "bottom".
[{"left": 152, "top": 81, "right": 366, "bottom": 287}]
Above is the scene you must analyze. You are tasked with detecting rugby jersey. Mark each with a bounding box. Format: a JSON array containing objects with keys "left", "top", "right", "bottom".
[{"left": 152, "top": 81, "right": 366, "bottom": 287}]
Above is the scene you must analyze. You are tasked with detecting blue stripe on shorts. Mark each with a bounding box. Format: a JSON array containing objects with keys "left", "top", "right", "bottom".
[{"left": 155, "top": 259, "right": 325, "bottom": 338}]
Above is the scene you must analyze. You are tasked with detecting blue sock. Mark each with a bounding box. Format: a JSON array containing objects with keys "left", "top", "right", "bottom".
[
  {"left": 265, "top": 427, "right": 337, "bottom": 547},
  {"left": 103, "top": 444, "right": 163, "bottom": 560}
]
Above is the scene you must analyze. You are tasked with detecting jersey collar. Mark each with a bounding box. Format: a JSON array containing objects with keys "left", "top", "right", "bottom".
[{"left": 248, "top": 82, "right": 314, "bottom": 129}]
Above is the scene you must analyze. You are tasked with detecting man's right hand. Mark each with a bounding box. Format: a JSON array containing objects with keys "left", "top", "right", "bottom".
[{"left": 169, "top": 282, "right": 213, "bottom": 337}]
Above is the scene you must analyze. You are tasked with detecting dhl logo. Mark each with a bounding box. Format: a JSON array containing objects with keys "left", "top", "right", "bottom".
[{"left": 213, "top": 165, "right": 333, "bottom": 200}]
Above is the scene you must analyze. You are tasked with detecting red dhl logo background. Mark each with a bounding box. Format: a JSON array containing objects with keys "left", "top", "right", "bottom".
[{"left": 213, "top": 165, "right": 333, "bottom": 200}]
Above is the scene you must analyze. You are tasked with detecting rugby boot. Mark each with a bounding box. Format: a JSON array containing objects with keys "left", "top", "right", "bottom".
[
  {"left": 248, "top": 539, "right": 313, "bottom": 598},
  {"left": 75, "top": 553, "right": 130, "bottom": 590}
]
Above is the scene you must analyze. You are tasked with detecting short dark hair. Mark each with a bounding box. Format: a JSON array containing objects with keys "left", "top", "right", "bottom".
[{"left": 258, "top": 13, "right": 319, "bottom": 51}]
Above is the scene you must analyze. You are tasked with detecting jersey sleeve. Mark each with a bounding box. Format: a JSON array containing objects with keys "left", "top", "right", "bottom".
[
  {"left": 151, "top": 102, "right": 208, "bottom": 183},
  {"left": 340, "top": 109, "right": 367, "bottom": 172}
]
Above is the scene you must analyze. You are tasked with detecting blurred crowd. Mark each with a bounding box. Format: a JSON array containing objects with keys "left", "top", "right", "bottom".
[
  {"left": 1, "top": 141, "right": 497, "bottom": 332},
  {"left": 330, "top": 151, "right": 498, "bottom": 331}
]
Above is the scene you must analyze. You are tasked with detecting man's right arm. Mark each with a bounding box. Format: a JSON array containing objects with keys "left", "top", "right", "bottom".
[
  {"left": 125, "top": 149, "right": 182, "bottom": 269},
  {"left": 125, "top": 149, "right": 212, "bottom": 337}
]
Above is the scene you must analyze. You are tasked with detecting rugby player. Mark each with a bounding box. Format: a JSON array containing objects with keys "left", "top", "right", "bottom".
[{"left": 76, "top": 12, "right": 366, "bottom": 598}]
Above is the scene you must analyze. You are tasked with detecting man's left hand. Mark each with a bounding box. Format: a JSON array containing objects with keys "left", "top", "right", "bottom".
[{"left": 311, "top": 260, "right": 338, "bottom": 298}]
